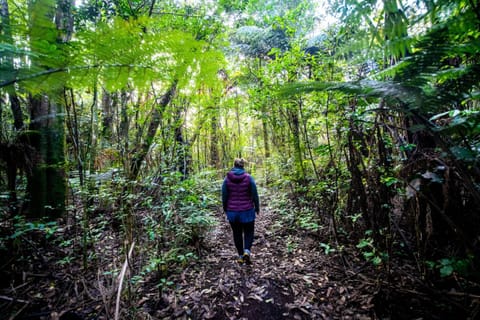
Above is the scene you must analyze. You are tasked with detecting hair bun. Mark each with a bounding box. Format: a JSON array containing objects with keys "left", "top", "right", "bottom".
[{"left": 234, "top": 158, "right": 246, "bottom": 168}]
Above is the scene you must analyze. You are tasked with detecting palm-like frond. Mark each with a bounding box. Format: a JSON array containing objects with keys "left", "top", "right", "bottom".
[
  {"left": 230, "top": 26, "right": 290, "bottom": 59},
  {"left": 278, "top": 79, "right": 422, "bottom": 108},
  {"left": 281, "top": 0, "right": 480, "bottom": 115},
  {"left": 1, "top": 14, "right": 224, "bottom": 93}
]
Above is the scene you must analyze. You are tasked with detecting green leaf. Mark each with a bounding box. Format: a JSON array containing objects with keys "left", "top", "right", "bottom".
[
  {"left": 357, "top": 238, "right": 371, "bottom": 249},
  {"left": 381, "top": 176, "right": 398, "bottom": 186},
  {"left": 450, "top": 146, "right": 476, "bottom": 161},
  {"left": 372, "top": 256, "right": 382, "bottom": 265},
  {"left": 440, "top": 265, "right": 454, "bottom": 277}
]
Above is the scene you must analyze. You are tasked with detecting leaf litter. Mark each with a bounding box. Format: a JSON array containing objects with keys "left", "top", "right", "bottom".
[
  {"left": 139, "top": 201, "right": 375, "bottom": 320},
  {"left": 0, "top": 197, "right": 381, "bottom": 319}
]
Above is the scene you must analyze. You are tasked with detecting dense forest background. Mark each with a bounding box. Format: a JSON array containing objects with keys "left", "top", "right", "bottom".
[{"left": 1, "top": 0, "right": 480, "bottom": 319}]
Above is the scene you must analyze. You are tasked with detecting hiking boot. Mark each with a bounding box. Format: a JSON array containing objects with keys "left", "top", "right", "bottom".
[
  {"left": 237, "top": 255, "right": 244, "bottom": 264},
  {"left": 243, "top": 250, "right": 252, "bottom": 265}
]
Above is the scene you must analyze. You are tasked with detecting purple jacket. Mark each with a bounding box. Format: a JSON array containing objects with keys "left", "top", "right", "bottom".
[{"left": 222, "top": 168, "right": 259, "bottom": 212}]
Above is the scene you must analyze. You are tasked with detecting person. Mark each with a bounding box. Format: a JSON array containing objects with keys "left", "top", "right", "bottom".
[{"left": 222, "top": 158, "right": 260, "bottom": 265}]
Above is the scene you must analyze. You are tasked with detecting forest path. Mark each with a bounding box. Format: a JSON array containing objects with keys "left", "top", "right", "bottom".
[
  {"left": 146, "top": 191, "right": 374, "bottom": 319},
  {"left": 0, "top": 190, "right": 374, "bottom": 320}
]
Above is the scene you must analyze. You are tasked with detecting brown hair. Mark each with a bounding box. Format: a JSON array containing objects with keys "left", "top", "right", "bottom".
[{"left": 234, "top": 158, "right": 246, "bottom": 168}]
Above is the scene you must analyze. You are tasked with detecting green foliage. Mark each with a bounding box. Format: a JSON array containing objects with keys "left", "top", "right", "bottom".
[
  {"left": 356, "top": 230, "right": 388, "bottom": 266},
  {"left": 159, "top": 171, "right": 218, "bottom": 245},
  {"left": 10, "top": 216, "right": 58, "bottom": 240},
  {"left": 427, "top": 255, "right": 474, "bottom": 278},
  {"left": 277, "top": 0, "right": 480, "bottom": 276},
  {"left": 118, "top": 170, "right": 220, "bottom": 290},
  {"left": 430, "top": 109, "right": 480, "bottom": 162},
  {"left": 57, "top": 255, "right": 74, "bottom": 266},
  {"left": 319, "top": 242, "right": 336, "bottom": 255},
  {"left": 230, "top": 26, "right": 290, "bottom": 58},
  {"left": 286, "top": 235, "right": 298, "bottom": 253},
  {"left": 2, "top": 3, "right": 480, "bottom": 317},
  {"left": 381, "top": 175, "right": 398, "bottom": 187},
  {"left": 91, "top": 170, "right": 128, "bottom": 212},
  {"left": 2, "top": 9, "right": 225, "bottom": 97},
  {"left": 0, "top": 216, "right": 59, "bottom": 256},
  {"left": 218, "top": 0, "right": 249, "bottom": 12},
  {"left": 296, "top": 208, "right": 320, "bottom": 231}
]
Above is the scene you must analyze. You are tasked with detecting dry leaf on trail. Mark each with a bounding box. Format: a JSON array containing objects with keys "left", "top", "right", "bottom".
[
  {"left": 326, "top": 286, "right": 334, "bottom": 297},
  {"left": 248, "top": 294, "right": 263, "bottom": 302}
]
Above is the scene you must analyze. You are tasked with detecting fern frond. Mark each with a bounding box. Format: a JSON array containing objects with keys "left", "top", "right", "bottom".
[{"left": 278, "top": 79, "right": 421, "bottom": 107}]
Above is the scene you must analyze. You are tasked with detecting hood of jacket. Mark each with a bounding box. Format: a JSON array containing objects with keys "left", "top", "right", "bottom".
[{"left": 227, "top": 168, "right": 247, "bottom": 183}]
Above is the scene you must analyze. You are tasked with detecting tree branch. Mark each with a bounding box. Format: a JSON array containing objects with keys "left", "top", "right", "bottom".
[{"left": 0, "top": 64, "right": 154, "bottom": 88}]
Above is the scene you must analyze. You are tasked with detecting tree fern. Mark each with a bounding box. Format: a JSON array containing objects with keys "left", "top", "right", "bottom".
[{"left": 2, "top": 13, "right": 224, "bottom": 94}]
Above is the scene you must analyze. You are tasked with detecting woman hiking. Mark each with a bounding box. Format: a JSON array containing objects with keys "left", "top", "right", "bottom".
[{"left": 222, "top": 158, "right": 260, "bottom": 265}]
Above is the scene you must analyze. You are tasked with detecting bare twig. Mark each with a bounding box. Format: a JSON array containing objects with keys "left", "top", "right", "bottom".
[
  {"left": 8, "top": 302, "right": 30, "bottom": 320},
  {"left": 0, "top": 295, "right": 29, "bottom": 304},
  {"left": 115, "top": 241, "right": 135, "bottom": 320}
]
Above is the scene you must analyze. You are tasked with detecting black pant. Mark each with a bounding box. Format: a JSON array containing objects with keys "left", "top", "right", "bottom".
[{"left": 229, "top": 221, "right": 255, "bottom": 256}]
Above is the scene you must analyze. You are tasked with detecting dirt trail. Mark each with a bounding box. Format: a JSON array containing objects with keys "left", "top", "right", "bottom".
[
  {"left": 0, "top": 191, "right": 375, "bottom": 319},
  {"left": 0, "top": 190, "right": 466, "bottom": 319},
  {"left": 145, "top": 193, "right": 374, "bottom": 319}
]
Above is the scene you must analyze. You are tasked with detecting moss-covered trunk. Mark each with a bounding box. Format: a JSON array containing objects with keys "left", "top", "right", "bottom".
[{"left": 27, "top": 94, "right": 66, "bottom": 218}]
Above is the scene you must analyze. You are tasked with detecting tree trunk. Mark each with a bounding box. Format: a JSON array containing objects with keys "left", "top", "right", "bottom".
[
  {"left": 25, "top": 0, "right": 73, "bottom": 218},
  {"left": 130, "top": 81, "right": 177, "bottom": 180},
  {"left": 209, "top": 104, "right": 220, "bottom": 169},
  {"left": 172, "top": 102, "right": 191, "bottom": 178},
  {"left": 101, "top": 89, "right": 114, "bottom": 143},
  {"left": 299, "top": 98, "right": 319, "bottom": 180},
  {"left": 119, "top": 89, "right": 130, "bottom": 167},
  {"left": 1, "top": 0, "right": 25, "bottom": 210},
  {"left": 287, "top": 103, "right": 305, "bottom": 182},
  {"left": 27, "top": 94, "right": 66, "bottom": 218}
]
